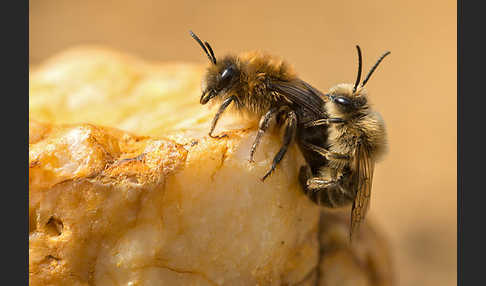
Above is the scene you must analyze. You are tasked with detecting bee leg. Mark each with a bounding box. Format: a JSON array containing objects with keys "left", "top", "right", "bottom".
[
  {"left": 249, "top": 106, "right": 279, "bottom": 162},
  {"left": 261, "top": 110, "right": 297, "bottom": 181},
  {"left": 298, "top": 165, "right": 313, "bottom": 187},
  {"left": 301, "top": 173, "right": 355, "bottom": 208},
  {"left": 303, "top": 142, "right": 350, "bottom": 160},
  {"left": 304, "top": 118, "right": 345, "bottom": 128},
  {"left": 208, "top": 96, "right": 235, "bottom": 139}
]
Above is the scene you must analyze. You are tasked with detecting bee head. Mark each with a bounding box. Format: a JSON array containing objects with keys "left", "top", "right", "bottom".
[
  {"left": 200, "top": 58, "right": 241, "bottom": 105},
  {"left": 327, "top": 84, "right": 367, "bottom": 115},
  {"left": 326, "top": 46, "right": 390, "bottom": 116},
  {"left": 189, "top": 31, "right": 240, "bottom": 105}
]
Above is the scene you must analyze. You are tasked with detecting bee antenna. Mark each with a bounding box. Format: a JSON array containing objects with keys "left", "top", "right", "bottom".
[
  {"left": 361, "top": 51, "right": 391, "bottom": 87},
  {"left": 353, "top": 45, "right": 363, "bottom": 94},
  {"left": 204, "top": 41, "right": 217, "bottom": 64},
  {"left": 189, "top": 30, "right": 216, "bottom": 65}
]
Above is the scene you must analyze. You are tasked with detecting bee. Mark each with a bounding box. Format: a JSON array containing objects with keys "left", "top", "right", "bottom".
[
  {"left": 298, "top": 46, "right": 390, "bottom": 240},
  {"left": 189, "top": 30, "right": 326, "bottom": 181}
]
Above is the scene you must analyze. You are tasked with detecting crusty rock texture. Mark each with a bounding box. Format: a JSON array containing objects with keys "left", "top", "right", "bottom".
[{"left": 29, "top": 47, "right": 394, "bottom": 286}]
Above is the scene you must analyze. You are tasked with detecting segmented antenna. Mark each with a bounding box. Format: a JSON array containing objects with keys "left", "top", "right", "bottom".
[
  {"left": 361, "top": 51, "right": 391, "bottom": 87},
  {"left": 204, "top": 41, "right": 217, "bottom": 64},
  {"left": 353, "top": 45, "right": 363, "bottom": 94},
  {"left": 189, "top": 30, "right": 216, "bottom": 64}
]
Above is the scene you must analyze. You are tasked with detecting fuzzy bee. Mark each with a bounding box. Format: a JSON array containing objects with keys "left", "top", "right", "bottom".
[
  {"left": 298, "top": 46, "right": 390, "bottom": 240},
  {"left": 189, "top": 30, "right": 326, "bottom": 181}
]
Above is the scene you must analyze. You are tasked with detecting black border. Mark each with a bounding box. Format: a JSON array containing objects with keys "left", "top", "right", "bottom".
[
  {"left": 459, "top": 1, "right": 486, "bottom": 285},
  {"left": 6, "top": 0, "right": 29, "bottom": 283}
]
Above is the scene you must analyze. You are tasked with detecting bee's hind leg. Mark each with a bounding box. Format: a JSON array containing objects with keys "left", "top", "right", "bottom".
[
  {"left": 299, "top": 167, "right": 354, "bottom": 207},
  {"left": 249, "top": 106, "right": 279, "bottom": 162},
  {"left": 298, "top": 165, "right": 313, "bottom": 189},
  {"left": 261, "top": 110, "right": 297, "bottom": 181}
]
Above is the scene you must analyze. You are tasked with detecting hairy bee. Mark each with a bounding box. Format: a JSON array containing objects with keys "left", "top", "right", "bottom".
[
  {"left": 189, "top": 31, "right": 326, "bottom": 181},
  {"left": 298, "top": 46, "right": 390, "bottom": 240}
]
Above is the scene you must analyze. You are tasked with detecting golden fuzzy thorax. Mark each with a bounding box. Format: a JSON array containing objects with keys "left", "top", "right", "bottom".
[
  {"left": 205, "top": 51, "right": 298, "bottom": 117},
  {"left": 238, "top": 50, "right": 297, "bottom": 80},
  {"left": 326, "top": 83, "right": 387, "bottom": 168},
  {"left": 240, "top": 51, "right": 298, "bottom": 115}
]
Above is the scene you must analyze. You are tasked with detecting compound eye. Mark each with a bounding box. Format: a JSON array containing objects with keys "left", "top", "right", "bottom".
[
  {"left": 335, "top": 96, "right": 352, "bottom": 106},
  {"left": 219, "top": 66, "right": 234, "bottom": 87}
]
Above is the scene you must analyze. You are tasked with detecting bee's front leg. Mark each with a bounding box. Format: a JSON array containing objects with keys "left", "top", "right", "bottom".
[
  {"left": 304, "top": 118, "right": 344, "bottom": 128},
  {"left": 208, "top": 96, "right": 235, "bottom": 139},
  {"left": 302, "top": 142, "right": 350, "bottom": 161}
]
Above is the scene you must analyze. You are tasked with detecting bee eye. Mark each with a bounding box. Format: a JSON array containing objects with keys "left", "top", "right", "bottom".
[
  {"left": 335, "top": 97, "right": 351, "bottom": 106},
  {"left": 219, "top": 66, "right": 234, "bottom": 87}
]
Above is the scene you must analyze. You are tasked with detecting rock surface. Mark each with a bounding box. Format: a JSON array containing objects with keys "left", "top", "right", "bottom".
[{"left": 29, "top": 47, "right": 394, "bottom": 286}]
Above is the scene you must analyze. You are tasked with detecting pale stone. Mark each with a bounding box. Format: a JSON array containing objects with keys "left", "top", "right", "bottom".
[{"left": 29, "top": 47, "right": 394, "bottom": 286}]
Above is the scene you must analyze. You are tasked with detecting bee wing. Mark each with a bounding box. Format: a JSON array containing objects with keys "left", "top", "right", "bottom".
[
  {"left": 350, "top": 142, "right": 375, "bottom": 241},
  {"left": 269, "top": 79, "right": 326, "bottom": 117}
]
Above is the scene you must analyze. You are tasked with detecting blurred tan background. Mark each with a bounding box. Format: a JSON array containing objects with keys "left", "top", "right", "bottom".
[{"left": 29, "top": 0, "right": 456, "bottom": 285}]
